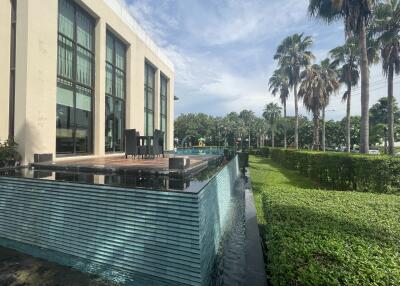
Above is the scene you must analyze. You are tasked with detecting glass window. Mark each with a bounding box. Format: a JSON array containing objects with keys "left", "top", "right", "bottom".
[
  {"left": 144, "top": 62, "right": 156, "bottom": 136},
  {"left": 105, "top": 96, "right": 114, "bottom": 151},
  {"left": 105, "top": 31, "right": 126, "bottom": 152},
  {"left": 106, "top": 33, "right": 113, "bottom": 63},
  {"left": 58, "top": 0, "right": 74, "bottom": 39},
  {"left": 76, "top": 10, "right": 93, "bottom": 50},
  {"left": 160, "top": 75, "right": 168, "bottom": 146},
  {"left": 76, "top": 47, "right": 93, "bottom": 86},
  {"left": 115, "top": 41, "right": 125, "bottom": 70},
  {"left": 57, "top": 36, "right": 74, "bottom": 80},
  {"left": 56, "top": 0, "right": 94, "bottom": 155},
  {"left": 105, "top": 63, "right": 113, "bottom": 95},
  {"left": 9, "top": 0, "right": 17, "bottom": 140}
]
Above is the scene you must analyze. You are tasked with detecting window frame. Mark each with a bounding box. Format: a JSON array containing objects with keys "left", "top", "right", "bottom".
[
  {"left": 105, "top": 31, "right": 127, "bottom": 153},
  {"left": 144, "top": 60, "right": 156, "bottom": 136},
  {"left": 8, "top": 0, "right": 17, "bottom": 141},
  {"left": 56, "top": 0, "right": 95, "bottom": 156},
  {"left": 160, "top": 73, "right": 168, "bottom": 146}
]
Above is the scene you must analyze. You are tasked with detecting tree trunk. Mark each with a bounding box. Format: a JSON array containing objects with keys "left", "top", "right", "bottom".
[
  {"left": 283, "top": 99, "right": 287, "bottom": 149},
  {"left": 322, "top": 106, "right": 326, "bottom": 152},
  {"left": 313, "top": 112, "right": 320, "bottom": 151},
  {"left": 384, "top": 128, "right": 388, "bottom": 154},
  {"left": 388, "top": 65, "right": 395, "bottom": 155},
  {"left": 294, "top": 84, "right": 299, "bottom": 149},
  {"left": 359, "top": 20, "right": 370, "bottom": 154},
  {"left": 272, "top": 130, "right": 275, "bottom": 148},
  {"left": 346, "top": 84, "right": 352, "bottom": 153}
]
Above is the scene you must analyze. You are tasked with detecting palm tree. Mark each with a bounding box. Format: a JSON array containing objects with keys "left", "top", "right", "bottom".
[
  {"left": 372, "top": 0, "right": 400, "bottom": 155},
  {"left": 239, "top": 110, "right": 255, "bottom": 149},
  {"left": 263, "top": 103, "right": 282, "bottom": 148},
  {"left": 274, "top": 33, "right": 314, "bottom": 149},
  {"left": 309, "top": 0, "right": 376, "bottom": 153},
  {"left": 330, "top": 37, "right": 360, "bottom": 152},
  {"left": 298, "top": 64, "right": 339, "bottom": 150},
  {"left": 319, "top": 59, "right": 340, "bottom": 151},
  {"left": 269, "top": 68, "right": 290, "bottom": 148}
]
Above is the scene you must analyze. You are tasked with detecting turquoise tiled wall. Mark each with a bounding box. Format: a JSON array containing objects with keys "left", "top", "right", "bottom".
[{"left": 0, "top": 156, "right": 239, "bottom": 286}]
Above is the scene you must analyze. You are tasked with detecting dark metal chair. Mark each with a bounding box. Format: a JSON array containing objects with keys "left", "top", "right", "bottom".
[
  {"left": 125, "top": 129, "right": 138, "bottom": 159},
  {"left": 158, "top": 130, "right": 165, "bottom": 158},
  {"left": 125, "top": 129, "right": 146, "bottom": 159},
  {"left": 151, "top": 130, "right": 165, "bottom": 158}
]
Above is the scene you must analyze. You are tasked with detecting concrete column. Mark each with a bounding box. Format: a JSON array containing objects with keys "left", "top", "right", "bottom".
[
  {"left": 167, "top": 79, "right": 175, "bottom": 150},
  {"left": 15, "top": 0, "right": 58, "bottom": 165},
  {"left": 94, "top": 18, "right": 106, "bottom": 156},
  {"left": 0, "top": 0, "right": 11, "bottom": 141},
  {"left": 130, "top": 54, "right": 145, "bottom": 135},
  {"left": 154, "top": 69, "right": 161, "bottom": 131}
]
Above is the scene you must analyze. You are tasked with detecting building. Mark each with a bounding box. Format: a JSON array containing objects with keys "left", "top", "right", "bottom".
[{"left": 0, "top": 0, "right": 175, "bottom": 165}]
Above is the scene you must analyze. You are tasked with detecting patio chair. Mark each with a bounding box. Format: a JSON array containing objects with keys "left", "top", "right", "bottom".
[
  {"left": 136, "top": 131, "right": 148, "bottom": 159},
  {"left": 125, "top": 129, "right": 138, "bottom": 159},
  {"left": 151, "top": 130, "right": 165, "bottom": 158},
  {"left": 154, "top": 130, "right": 165, "bottom": 158}
]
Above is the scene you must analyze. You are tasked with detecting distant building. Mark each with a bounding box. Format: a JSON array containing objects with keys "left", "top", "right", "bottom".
[{"left": 0, "top": 0, "right": 175, "bottom": 164}]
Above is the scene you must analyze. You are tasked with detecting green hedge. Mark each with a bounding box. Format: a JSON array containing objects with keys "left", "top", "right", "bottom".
[{"left": 254, "top": 147, "right": 400, "bottom": 193}]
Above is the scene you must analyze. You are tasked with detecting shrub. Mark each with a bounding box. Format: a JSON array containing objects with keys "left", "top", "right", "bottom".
[
  {"left": 257, "top": 148, "right": 400, "bottom": 193},
  {"left": 261, "top": 186, "right": 400, "bottom": 285},
  {"left": 250, "top": 156, "right": 400, "bottom": 285},
  {"left": 0, "top": 140, "right": 21, "bottom": 168}
]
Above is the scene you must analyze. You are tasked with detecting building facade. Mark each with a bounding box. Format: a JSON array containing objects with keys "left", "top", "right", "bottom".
[{"left": 0, "top": 0, "right": 175, "bottom": 165}]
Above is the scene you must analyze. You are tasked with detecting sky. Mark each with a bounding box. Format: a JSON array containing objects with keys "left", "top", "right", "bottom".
[{"left": 125, "top": 0, "right": 400, "bottom": 121}]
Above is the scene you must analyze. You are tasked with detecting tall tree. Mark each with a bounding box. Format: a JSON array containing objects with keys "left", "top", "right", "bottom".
[
  {"left": 274, "top": 33, "right": 314, "bottom": 149},
  {"left": 319, "top": 59, "right": 339, "bottom": 151},
  {"left": 263, "top": 103, "right": 282, "bottom": 148},
  {"left": 239, "top": 110, "right": 255, "bottom": 149},
  {"left": 372, "top": 0, "right": 400, "bottom": 155},
  {"left": 309, "top": 0, "right": 376, "bottom": 153},
  {"left": 370, "top": 97, "right": 400, "bottom": 151},
  {"left": 298, "top": 64, "right": 339, "bottom": 150},
  {"left": 269, "top": 68, "right": 290, "bottom": 148},
  {"left": 330, "top": 37, "right": 360, "bottom": 152}
]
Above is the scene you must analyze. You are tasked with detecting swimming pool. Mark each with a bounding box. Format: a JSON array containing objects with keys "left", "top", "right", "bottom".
[{"left": 174, "top": 147, "right": 225, "bottom": 156}]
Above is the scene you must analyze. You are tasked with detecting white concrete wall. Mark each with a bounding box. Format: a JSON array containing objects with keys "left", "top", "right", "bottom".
[
  {"left": 7, "top": 0, "right": 175, "bottom": 164},
  {"left": 14, "top": 0, "right": 58, "bottom": 165}
]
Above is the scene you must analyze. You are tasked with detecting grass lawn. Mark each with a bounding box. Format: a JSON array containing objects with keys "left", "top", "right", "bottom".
[{"left": 249, "top": 155, "right": 400, "bottom": 285}]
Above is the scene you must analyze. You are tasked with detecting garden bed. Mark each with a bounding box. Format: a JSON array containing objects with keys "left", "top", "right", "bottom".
[{"left": 249, "top": 156, "right": 400, "bottom": 285}]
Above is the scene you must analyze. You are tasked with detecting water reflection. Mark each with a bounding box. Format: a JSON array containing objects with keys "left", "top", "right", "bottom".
[{"left": 0, "top": 160, "right": 224, "bottom": 193}]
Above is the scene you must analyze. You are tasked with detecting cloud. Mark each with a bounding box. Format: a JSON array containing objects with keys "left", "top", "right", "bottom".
[{"left": 126, "top": 0, "right": 399, "bottom": 121}]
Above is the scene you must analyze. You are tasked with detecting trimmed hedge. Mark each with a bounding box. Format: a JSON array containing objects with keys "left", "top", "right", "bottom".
[{"left": 254, "top": 147, "right": 400, "bottom": 193}]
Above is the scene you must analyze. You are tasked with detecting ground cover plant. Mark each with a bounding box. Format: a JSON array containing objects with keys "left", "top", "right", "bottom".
[{"left": 250, "top": 155, "right": 400, "bottom": 285}]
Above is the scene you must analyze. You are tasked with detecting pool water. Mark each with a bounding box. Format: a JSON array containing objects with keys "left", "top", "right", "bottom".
[
  {"left": 211, "top": 178, "right": 246, "bottom": 285},
  {"left": 174, "top": 147, "right": 225, "bottom": 156}
]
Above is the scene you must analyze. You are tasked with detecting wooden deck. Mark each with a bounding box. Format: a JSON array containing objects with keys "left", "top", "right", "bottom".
[{"left": 31, "top": 154, "right": 219, "bottom": 175}]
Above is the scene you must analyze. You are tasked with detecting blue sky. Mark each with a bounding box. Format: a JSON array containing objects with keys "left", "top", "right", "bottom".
[{"left": 125, "top": 0, "right": 398, "bottom": 120}]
